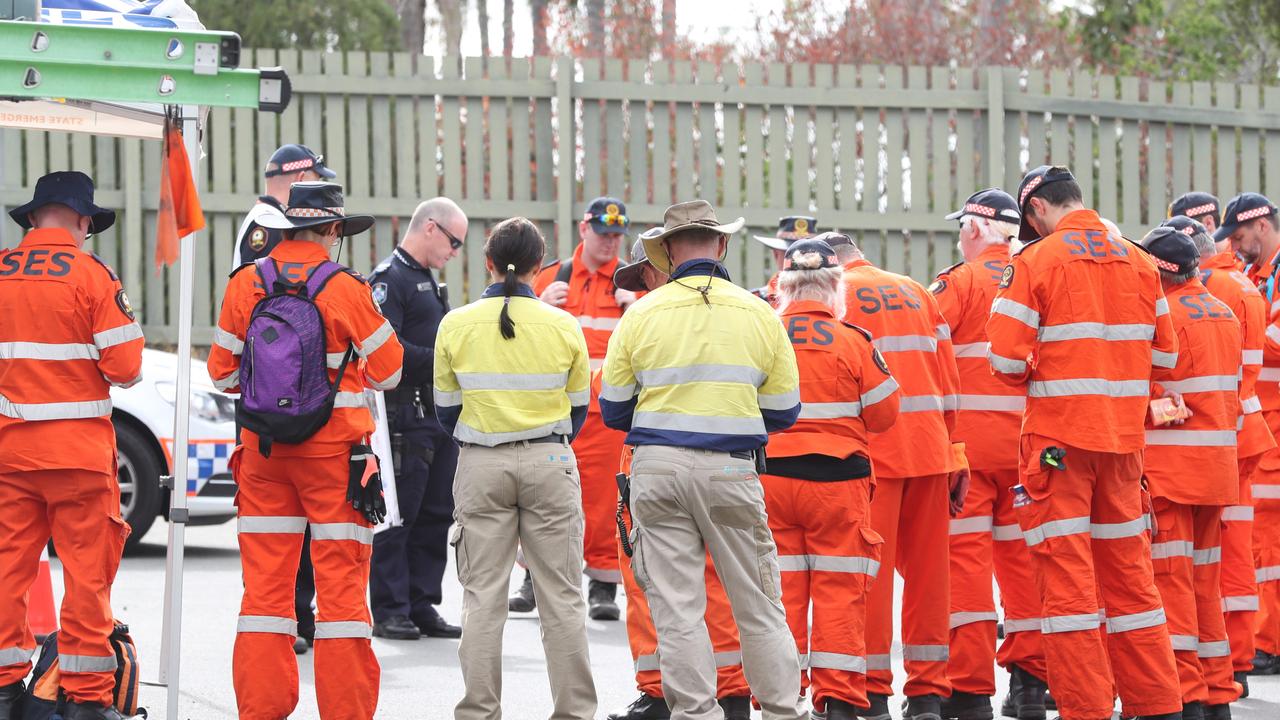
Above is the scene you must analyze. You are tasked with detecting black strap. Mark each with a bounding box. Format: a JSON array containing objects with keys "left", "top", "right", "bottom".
[{"left": 554, "top": 259, "right": 574, "bottom": 284}]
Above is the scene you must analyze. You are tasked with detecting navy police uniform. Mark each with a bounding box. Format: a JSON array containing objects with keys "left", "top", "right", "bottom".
[
  {"left": 231, "top": 195, "right": 286, "bottom": 268},
  {"left": 367, "top": 247, "right": 459, "bottom": 627}
]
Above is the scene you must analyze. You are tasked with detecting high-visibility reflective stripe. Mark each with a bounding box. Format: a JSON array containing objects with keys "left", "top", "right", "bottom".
[
  {"left": 636, "top": 364, "right": 767, "bottom": 388},
  {"left": 369, "top": 367, "right": 402, "bottom": 392},
  {"left": 1222, "top": 505, "right": 1254, "bottom": 522},
  {"left": 950, "top": 611, "right": 998, "bottom": 628},
  {"left": 1091, "top": 517, "right": 1149, "bottom": 540},
  {"left": 949, "top": 516, "right": 993, "bottom": 535},
  {"left": 577, "top": 315, "right": 621, "bottom": 331},
  {"left": 568, "top": 390, "right": 590, "bottom": 406},
  {"left": 456, "top": 371, "right": 569, "bottom": 391},
  {"left": 862, "top": 377, "right": 899, "bottom": 407},
  {"left": 1198, "top": 640, "right": 1231, "bottom": 658},
  {"left": 899, "top": 395, "right": 948, "bottom": 413},
  {"left": 326, "top": 351, "right": 347, "bottom": 369},
  {"left": 589, "top": 358, "right": 604, "bottom": 372},
  {"left": 1039, "top": 322, "right": 1154, "bottom": 343},
  {"left": 60, "top": 654, "right": 117, "bottom": 673},
  {"left": 1159, "top": 375, "right": 1239, "bottom": 394},
  {"left": 865, "top": 654, "right": 892, "bottom": 671},
  {"left": 1193, "top": 547, "right": 1221, "bottom": 565},
  {"left": 600, "top": 381, "right": 636, "bottom": 402},
  {"left": 311, "top": 522, "right": 374, "bottom": 545},
  {"left": 213, "top": 327, "right": 244, "bottom": 355},
  {"left": 357, "top": 321, "right": 394, "bottom": 358},
  {"left": 0, "top": 341, "right": 98, "bottom": 360},
  {"left": 991, "top": 298, "right": 1039, "bottom": 329},
  {"left": 314, "top": 621, "right": 373, "bottom": 639},
  {"left": 453, "top": 418, "right": 571, "bottom": 446},
  {"left": 1243, "top": 349, "right": 1263, "bottom": 366},
  {"left": 237, "top": 615, "right": 298, "bottom": 635},
  {"left": 334, "top": 392, "right": 368, "bottom": 409},
  {"left": 634, "top": 654, "right": 660, "bottom": 672},
  {"left": 1256, "top": 565, "right": 1280, "bottom": 583},
  {"left": 1144, "top": 429, "right": 1238, "bottom": 447},
  {"left": 1106, "top": 608, "right": 1166, "bottom": 633},
  {"left": 434, "top": 389, "right": 463, "bottom": 407},
  {"left": 776, "top": 554, "right": 878, "bottom": 576},
  {"left": 989, "top": 353, "right": 1028, "bottom": 374},
  {"left": 1269, "top": 326, "right": 1280, "bottom": 345},
  {"left": 212, "top": 369, "right": 240, "bottom": 391},
  {"left": 1002, "top": 617, "right": 1041, "bottom": 634},
  {"left": 1222, "top": 595, "right": 1259, "bottom": 612},
  {"left": 1156, "top": 297, "right": 1169, "bottom": 317},
  {"left": 936, "top": 324, "right": 952, "bottom": 340},
  {"left": 758, "top": 388, "right": 801, "bottom": 411},
  {"left": 0, "top": 393, "right": 111, "bottom": 421},
  {"left": 0, "top": 646, "right": 34, "bottom": 666},
  {"left": 1152, "top": 349, "right": 1178, "bottom": 369},
  {"left": 874, "top": 335, "right": 937, "bottom": 353},
  {"left": 1023, "top": 516, "right": 1090, "bottom": 546},
  {"left": 94, "top": 322, "right": 144, "bottom": 350},
  {"left": 955, "top": 394, "right": 1025, "bottom": 412},
  {"left": 633, "top": 412, "right": 764, "bottom": 435},
  {"left": 903, "top": 645, "right": 949, "bottom": 662},
  {"left": 1254, "top": 485, "right": 1280, "bottom": 500},
  {"left": 1169, "top": 634, "right": 1198, "bottom": 652},
  {"left": 238, "top": 516, "right": 308, "bottom": 534},
  {"left": 1260, "top": 368, "right": 1280, "bottom": 382},
  {"left": 1150, "top": 540, "right": 1194, "bottom": 560},
  {"left": 798, "top": 401, "right": 862, "bottom": 420},
  {"left": 809, "top": 651, "right": 867, "bottom": 673},
  {"left": 1041, "top": 613, "right": 1100, "bottom": 634},
  {"left": 777, "top": 555, "right": 809, "bottom": 571},
  {"left": 953, "top": 342, "right": 989, "bottom": 358},
  {"left": 992, "top": 523, "right": 1022, "bottom": 542},
  {"left": 1243, "top": 396, "right": 1263, "bottom": 414},
  {"left": 1027, "top": 379, "right": 1149, "bottom": 398}
]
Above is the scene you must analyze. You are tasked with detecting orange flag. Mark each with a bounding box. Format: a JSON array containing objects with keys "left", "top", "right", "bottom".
[{"left": 156, "top": 119, "right": 205, "bottom": 269}]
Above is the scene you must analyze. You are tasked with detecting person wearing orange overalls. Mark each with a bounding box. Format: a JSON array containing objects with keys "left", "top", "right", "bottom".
[
  {"left": 931, "top": 189, "right": 1049, "bottom": 720},
  {"left": 606, "top": 238, "right": 753, "bottom": 720},
  {"left": 987, "top": 165, "right": 1182, "bottom": 720},
  {"left": 1163, "top": 213, "right": 1276, "bottom": 698},
  {"left": 833, "top": 233, "right": 966, "bottom": 719},
  {"left": 520, "top": 197, "right": 632, "bottom": 620},
  {"left": 750, "top": 216, "right": 819, "bottom": 305},
  {"left": 765, "top": 236, "right": 900, "bottom": 719},
  {"left": 0, "top": 172, "right": 144, "bottom": 720},
  {"left": 1138, "top": 226, "right": 1242, "bottom": 720},
  {"left": 208, "top": 182, "right": 404, "bottom": 720},
  {"left": 1225, "top": 192, "right": 1280, "bottom": 679}
]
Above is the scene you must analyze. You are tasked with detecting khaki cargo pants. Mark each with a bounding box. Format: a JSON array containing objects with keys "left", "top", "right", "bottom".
[
  {"left": 629, "top": 445, "right": 806, "bottom": 720},
  {"left": 451, "top": 439, "right": 597, "bottom": 720}
]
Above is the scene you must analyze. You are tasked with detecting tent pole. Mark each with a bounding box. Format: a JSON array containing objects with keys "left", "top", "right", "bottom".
[{"left": 158, "top": 105, "right": 199, "bottom": 719}]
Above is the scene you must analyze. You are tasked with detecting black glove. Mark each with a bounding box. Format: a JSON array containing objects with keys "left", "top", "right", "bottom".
[{"left": 347, "top": 444, "right": 387, "bottom": 524}]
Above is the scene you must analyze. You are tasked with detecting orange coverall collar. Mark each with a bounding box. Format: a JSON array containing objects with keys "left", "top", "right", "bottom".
[
  {"left": 19, "top": 227, "right": 77, "bottom": 247},
  {"left": 267, "top": 239, "right": 334, "bottom": 263},
  {"left": 778, "top": 299, "right": 836, "bottom": 318},
  {"left": 1050, "top": 208, "right": 1104, "bottom": 233}
]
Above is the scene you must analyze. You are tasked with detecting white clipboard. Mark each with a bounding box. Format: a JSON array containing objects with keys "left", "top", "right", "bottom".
[{"left": 368, "top": 390, "right": 403, "bottom": 533}]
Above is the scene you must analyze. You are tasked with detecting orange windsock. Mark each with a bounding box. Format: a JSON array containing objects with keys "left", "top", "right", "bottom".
[{"left": 155, "top": 118, "right": 205, "bottom": 269}]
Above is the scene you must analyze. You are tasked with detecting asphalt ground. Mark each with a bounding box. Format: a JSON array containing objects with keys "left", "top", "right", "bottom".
[{"left": 42, "top": 521, "right": 1280, "bottom": 719}]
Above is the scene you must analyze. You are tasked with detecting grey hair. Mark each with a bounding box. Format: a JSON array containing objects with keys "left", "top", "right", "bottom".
[
  {"left": 831, "top": 242, "right": 863, "bottom": 264},
  {"left": 1161, "top": 267, "right": 1199, "bottom": 285},
  {"left": 1189, "top": 230, "right": 1217, "bottom": 258},
  {"left": 777, "top": 263, "right": 846, "bottom": 319}
]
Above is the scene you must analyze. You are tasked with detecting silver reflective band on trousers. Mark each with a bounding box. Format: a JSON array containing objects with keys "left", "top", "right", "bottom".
[
  {"left": 628, "top": 445, "right": 805, "bottom": 720},
  {"left": 451, "top": 441, "right": 596, "bottom": 720}
]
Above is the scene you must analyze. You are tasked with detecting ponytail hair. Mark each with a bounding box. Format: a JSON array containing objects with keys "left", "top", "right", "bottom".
[{"left": 485, "top": 217, "right": 546, "bottom": 340}]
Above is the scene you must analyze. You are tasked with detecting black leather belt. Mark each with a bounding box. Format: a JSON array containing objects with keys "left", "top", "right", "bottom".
[{"left": 729, "top": 450, "right": 756, "bottom": 461}]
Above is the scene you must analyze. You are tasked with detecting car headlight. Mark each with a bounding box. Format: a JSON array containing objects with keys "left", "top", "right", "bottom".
[{"left": 155, "top": 382, "right": 236, "bottom": 424}]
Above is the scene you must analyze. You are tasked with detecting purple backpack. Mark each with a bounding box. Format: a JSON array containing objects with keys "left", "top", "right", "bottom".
[{"left": 236, "top": 258, "right": 355, "bottom": 456}]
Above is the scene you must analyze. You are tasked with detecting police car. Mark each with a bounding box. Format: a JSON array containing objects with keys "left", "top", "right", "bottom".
[{"left": 111, "top": 348, "right": 237, "bottom": 550}]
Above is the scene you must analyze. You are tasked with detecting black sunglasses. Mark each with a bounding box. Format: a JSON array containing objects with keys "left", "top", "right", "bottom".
[{"left": 432, "top": 219, "right": 464, "bottom": 250}]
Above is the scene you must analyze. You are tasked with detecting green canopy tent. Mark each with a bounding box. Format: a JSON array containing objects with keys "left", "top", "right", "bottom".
[{"left": 0, "top": 9, "right": 290, "bottom": 718}]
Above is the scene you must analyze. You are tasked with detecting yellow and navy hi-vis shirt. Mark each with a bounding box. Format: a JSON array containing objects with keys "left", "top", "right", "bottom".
[
  {"left": 433, "top": 282, "right": 591, "bottom": 446},
  {"left": 600, "top": 259, "right": 801, "bottom": 452}
]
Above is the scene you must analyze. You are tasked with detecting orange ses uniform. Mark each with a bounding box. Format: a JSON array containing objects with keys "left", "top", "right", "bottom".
[
  {"left": 0, "top": 228, "right": 143, "bottom": 707},
  {"left": 208, "top": 240, "right": 403, "bottom": 720},
  {"left": 1249, "top": 249, "right": 1280, "bottom": 659},
  {"left": 1144, "top": 278, "right": 1241, "bottom": 707},
  {"left": 534, "top": 243, "right": 628, "bottom": 583},
  {"left": 987, "top": 208, "right": 1182, "bottom": 718},
  {"left": 930, "top": 244, "right": 1047, "bottom": 697},
  {"left": 841, "top": 260, "right": 963, "bottom": 700},
  {"left": 762, "top": 300, "right": 899, "bottom": 712},
  {"left": 1199, "top": 250, "right": 1275, "bottom": 673}
]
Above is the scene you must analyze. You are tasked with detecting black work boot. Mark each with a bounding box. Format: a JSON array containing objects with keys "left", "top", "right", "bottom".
[
  {"left": 62, "top": 701, "right": 130, "bottom": 720},
  {"left": 372, "top": 614, "right": 421, "bottom": 640},
  {"left": 1204, "top": 704, "right": 1231, "bottom": 720},
  {"left": 1136, "top": 713, "right": 1183, "bottom": 720},
  {"left": 588, "top": 580, "right": 620, "bottom": 621},
  {"left": 903, "top": 694, "right": 943, "bottom": 720},
  {"left": 941, "top": 691, "right": 993, "bottom": 720},
  {"left": 0, "top": 681, "right": 24, "bottom": 720},
  {"left": 1043, "top": 689, "right": 1055, "bottom": 711},
  {"left": 1001, "top": 665, "right": 1047, "bottom": 720},
  {"left": 1248, "top": 649, "right": 1280, "bottom": 675},
  {"left": 855, "top": 692, "right": 891, "bottom": 720},
  {"left": 719, "top": 695, "right": 751, "bottom": 720},
  {"left": 413, "top": 605, "right": 462, "bottom": 638},
  {"left": 823, "top": 698, "right": 865, "bottom": 720},
  {"left": 1233, "top": 670, "right": 1249, "bottom": 698},
  {"left": 1180, "top": 701, "right": 1205, "bottom": 720},
  {"left": 509, "top": 569, "right": 536, "bottom": 613},
  {"left": 606, "top": 693, "right": 670, "bottom": 720}
]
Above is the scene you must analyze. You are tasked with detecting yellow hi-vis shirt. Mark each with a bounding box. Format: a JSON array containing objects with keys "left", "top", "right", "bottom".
[
  {"left": 433, "top": 283, "right": 591, "bottom": 446},
  {"left": 600, "top": 260, "right": 801, "bottom": 452}
]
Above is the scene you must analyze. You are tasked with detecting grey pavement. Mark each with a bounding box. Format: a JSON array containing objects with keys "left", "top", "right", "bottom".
[{"left": 44, "top": 521, "right": 1280, "bottom": 719}]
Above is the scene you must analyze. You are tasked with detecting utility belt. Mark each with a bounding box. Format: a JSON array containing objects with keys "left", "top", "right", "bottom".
[{"left": 457, "top": 434, "right": 569, "bottom": 450}]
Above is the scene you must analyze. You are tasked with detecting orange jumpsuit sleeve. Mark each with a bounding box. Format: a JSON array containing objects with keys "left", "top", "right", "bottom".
[
  {"left": 1241, "top": 291, "right": 1266, "bottom": 409},
  {"left": 924, "top": 288, "right": 961, "bottom": 433},
  {"left": 857, "top": 339, "right": 899, "bottom": 433},
  {"left": 986, "top": 254, "right": 1038, "bottom": 385},
  {"left": 932, "top": 266, "right": 968, "bottom": 331},
  {"left": 1264, "top": 300, "right": 1280, "bottom": 366},
  {"left": 90, "top": 270, "right": 144, "bottom": 388},
  {"left": 1150, "top": 285, "right": 1179, "bottom": 380},
  {"left": 208, "top": 268, "right": 251, "bottom": 393},
  {"left": 335, "top": 276, "right": 404, "bottom": 391}
]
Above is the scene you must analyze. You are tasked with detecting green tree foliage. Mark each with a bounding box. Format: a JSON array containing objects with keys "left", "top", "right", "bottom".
[{"left": 189, "top": 0, "right": 401, "bottom": 52}]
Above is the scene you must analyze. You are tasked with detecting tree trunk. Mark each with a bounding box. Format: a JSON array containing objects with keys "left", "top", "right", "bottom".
[
  {"left": 586, "top": 0, "right": 606, "bottom": 56},
  {"left": 477, "top": 0, "right": 491, "bottom": 57},
  {"left": 531, "top": 0, "right": 549, "bottom": 56},
  {"left": 398, "top": 0, "right": 426, "bottom": 56},
  {"left": 661, "top": 0, "right": 676, "bottom": 58},
  {"left": 503, "top": 0, "right": 514, "bottom": 57},
  {"left": 438, "top": 0, "right": 464, "bottom": 71}
]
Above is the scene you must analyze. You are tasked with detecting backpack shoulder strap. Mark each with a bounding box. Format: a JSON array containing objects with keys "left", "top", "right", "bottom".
[
  {"left": 554, "top": 259, "right": 573, "bottom": 284},
  {"left": 305, "top": 260, "right": 349, "bottom": 299},
  {"left": 255, "top": 257, "right": 280, "bottom": 291}
]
